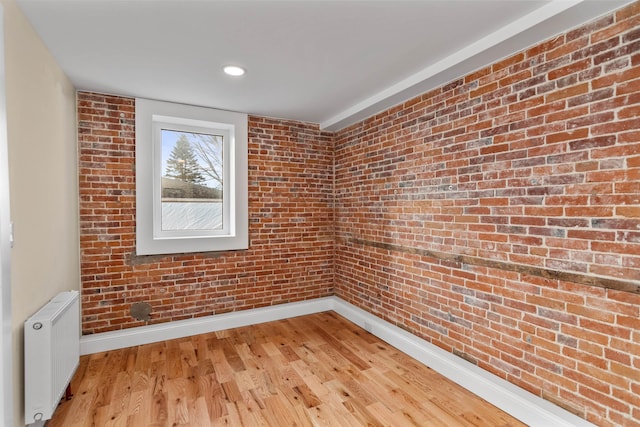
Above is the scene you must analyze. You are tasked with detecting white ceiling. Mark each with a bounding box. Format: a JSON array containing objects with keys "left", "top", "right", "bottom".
[{"left": 17, "top": 0, "right": 633, "bottom": 131}]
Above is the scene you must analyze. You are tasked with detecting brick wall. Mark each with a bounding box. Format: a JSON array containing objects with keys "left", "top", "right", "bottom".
[
  {"left": 77, "top": 3, "right": 640, "bottom": 426},
  {"left": 335, "top": 4, "right": 640, "bottom": 427},
  {"left": 78, "top": 93, "right": 334, "bottom": 334}
]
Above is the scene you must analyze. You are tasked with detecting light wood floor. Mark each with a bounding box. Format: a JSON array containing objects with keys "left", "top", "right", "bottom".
[{"left": 48, "top": 312, "right": 525, "bottom": 426}]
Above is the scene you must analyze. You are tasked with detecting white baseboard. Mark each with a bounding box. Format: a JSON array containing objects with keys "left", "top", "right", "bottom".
[
  {"left": 80, "top": 297, "right": 335, "bottom": 355},
  {"left": 80, "top": 295, "right": 593, "bottom": 427},
  {"left": 329, "top": 297, "right": 594, "bottom": 427}
]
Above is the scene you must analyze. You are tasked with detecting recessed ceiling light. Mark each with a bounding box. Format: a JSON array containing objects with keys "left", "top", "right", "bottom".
[{"left": 223, "top": 65, "right": 246, "bottom": 77}]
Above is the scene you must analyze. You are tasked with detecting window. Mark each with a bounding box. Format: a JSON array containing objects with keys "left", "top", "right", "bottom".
[{"left": 136, "top": 98, "right": 248, "bottom": 255}]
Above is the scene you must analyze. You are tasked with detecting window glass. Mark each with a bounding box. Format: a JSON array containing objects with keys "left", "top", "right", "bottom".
[{"left": 160, "top": 129, "right": 224, "bottom": 231}]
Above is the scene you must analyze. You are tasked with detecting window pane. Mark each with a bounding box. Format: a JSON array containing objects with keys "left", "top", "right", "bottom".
[{"left": 160, "top": 129, "right": 223, "bottom": 231}]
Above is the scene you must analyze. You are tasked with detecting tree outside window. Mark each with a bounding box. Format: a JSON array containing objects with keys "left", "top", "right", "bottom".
[{"left": 161, "top": 129, "right": 224, "bottom": 230}]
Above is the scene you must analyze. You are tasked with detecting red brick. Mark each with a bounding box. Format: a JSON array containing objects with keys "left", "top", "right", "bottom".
[
  {"left": 548, "top": 59, "right": 591, "bottom": 80},
  {"left": 617, "top": 206, "right": 640, "bottom": 217},
  {"left": 545, "top": 83, "right": 589, "bottom": 102},
  {"left": 77, "top": 3, "right": 640, "bottom": 426},
  {"left": 470, "top": 82, "right": 498, "bottom": 99},
  {"left": 78, "top": 92, "right": 334, "bottom": 335}
]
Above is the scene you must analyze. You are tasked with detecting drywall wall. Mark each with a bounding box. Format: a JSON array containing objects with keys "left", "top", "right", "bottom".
[{"left": 2, "top": 0, "right": 79, "bottom": 424}]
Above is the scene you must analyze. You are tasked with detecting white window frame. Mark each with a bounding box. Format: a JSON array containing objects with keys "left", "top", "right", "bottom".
[
  {"left": 136, "top": 98, "right": 248, "bottom": 255},
  {"left": 152, "top": 120, "right": 230, "bottom": 239}
]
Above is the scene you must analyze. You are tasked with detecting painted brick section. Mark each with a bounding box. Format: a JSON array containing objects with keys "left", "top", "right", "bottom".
[
  {"left": 78, "top": 92, "right": 334, "bottom": 334},
  {"left": 335, "top": 4, "right": 640, "bottom": 427}
]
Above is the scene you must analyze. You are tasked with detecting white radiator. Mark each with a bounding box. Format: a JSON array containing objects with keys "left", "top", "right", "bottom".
[{"left": 24, "top": 290, "right": 80, "bottom": 423}]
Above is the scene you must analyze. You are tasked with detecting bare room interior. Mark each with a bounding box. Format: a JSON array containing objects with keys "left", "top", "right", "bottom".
[{"left": 1, "top": 0, "right": 639, "bottom": 426}]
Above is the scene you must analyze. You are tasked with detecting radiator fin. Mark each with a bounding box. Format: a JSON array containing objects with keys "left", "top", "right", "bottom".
[{"left": 24, "top": 290, "right": 80, "bottom": 423}]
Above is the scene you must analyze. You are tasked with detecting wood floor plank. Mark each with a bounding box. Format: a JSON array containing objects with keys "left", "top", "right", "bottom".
[
  {"left": 49, "top": 312, "right": 526, "bottom": 427},
  {"left": 168, "top": 377, "right": 198, "bottom": 426},
  {"left": 204, "top": 375, "right": 228, "bottom": 421},
  {"left": 367, "top": 400, "right": 419, "bottom": 427},
  {"left": 92, "top": 405, "right": 110, "bottom": 427},
  {"left": 123, "top": 389, "right": 147, "bottom": 427},
  {"left": 329, "top": 365, "right": 377, "bottom": 406},
  {"left": 150, "top": 375, "right": 168, "bottom": 425},
  {"left": 104, "top": 371, "right": 133, "bottom": 426},
  {"left": 209, "top": 347, "right": 235, "bottom": 384},
  {"left": 357, "top": 368, "right": 405, "bottom": 413},
  {"left": 298, "top": 373, "right": 331, "bottom": 402},
  {"left": 262, "top": 392, "right": 306, "bottom": 426},
  {"left": 221, "top": 338, "right": 246, "bottom": 372},
  {"left": 211, "top": 402, "right": 242, "bottom": 426},
  {"left": 322, "top": 392, "right": 371, "bottom": 427},
  {"left": 190, "top": 396, "right": 214, "bottom": 427},
  {"left": 340, "top": 396, "right": 384, "bottom": 427}
]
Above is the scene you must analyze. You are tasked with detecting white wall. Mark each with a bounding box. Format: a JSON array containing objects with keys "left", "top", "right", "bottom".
[{"left": 0, "top": 0, "right": 79, "bottom": 425}]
